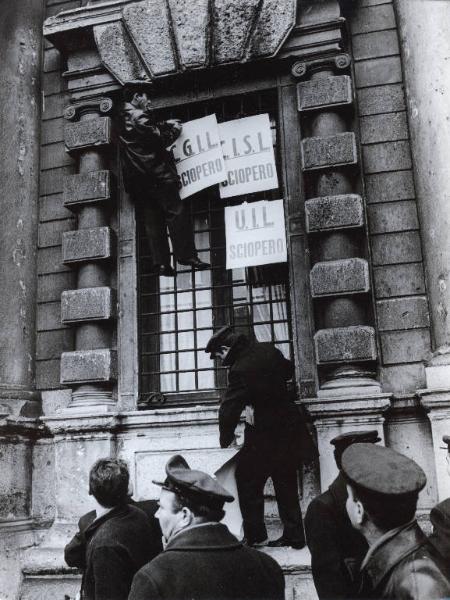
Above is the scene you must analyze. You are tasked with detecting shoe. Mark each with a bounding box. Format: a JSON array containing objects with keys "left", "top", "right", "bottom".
[
  {"left": 157, "top": 264, "right": 175, "bottom": 277},
  {"left": 178, "top": 257, "right": 210, "bottom": 270},
  {"left": 242, "top": 537, "right": 269, "bottom": 548},
  {"left": 268, "top": 536, "right": 305, "bottom": 550}
]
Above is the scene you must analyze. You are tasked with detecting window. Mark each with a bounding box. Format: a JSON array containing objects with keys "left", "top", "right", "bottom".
[{"left": 138, "top": 89, "right": 292, "bottom": 403}]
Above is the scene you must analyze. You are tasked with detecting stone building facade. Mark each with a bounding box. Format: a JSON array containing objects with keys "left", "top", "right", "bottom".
[{"left": 1, "top": 0, "right": 450, "bottom": 598}]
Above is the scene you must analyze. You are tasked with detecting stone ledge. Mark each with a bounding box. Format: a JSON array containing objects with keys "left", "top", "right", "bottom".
[
  {"left": 63, "top": 170, "right": 112, "bottom": 209},
  {"left": 315, "top": 326, "right": 377, "bottom": 364},
  {"left": 64, "top": 117, "right": 111, "bottom": 153},
  {"left": 297, "top": 74, "right": 353, "bottom": 112},
  {"left": 305, "top": 194, "right": 364, "bottom": 232},
  {"left": 62, "top": 226, "right": 113, "bottom": 264},
  {"left": 61, "top": 287, "right": 116, "bottom": 323},
  {"left": 301, "top": 132, "right": 357, "bottom": 171},
  {"left": 310, "top": 258, "right": 370, "bottom": 297},
  {"left": 60, "top": 349, "right": 117, "bottom": 385}
]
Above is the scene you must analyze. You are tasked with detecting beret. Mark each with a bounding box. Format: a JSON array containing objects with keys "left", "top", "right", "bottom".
[
  {"left": 330, "top": 430, "right": 381, "bottom": 449},
  {"left": 153, "top": 455, "right": 234, "bottom": 509},
  {"left": 341, "top": 443, "right": 426, "bottom": 497}
]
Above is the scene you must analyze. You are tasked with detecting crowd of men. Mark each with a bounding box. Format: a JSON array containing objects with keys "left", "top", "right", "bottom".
[{"left": 65, "top": 327, "right": 450, "bottom": 599}]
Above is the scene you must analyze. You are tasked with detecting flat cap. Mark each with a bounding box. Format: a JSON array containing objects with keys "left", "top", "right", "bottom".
[
  {"left": 153, "top": 455, "right": 234, "bottom": 509},
  {"left": 429, "top": 498, "right": 450, "bottom": 555},
  {"left": 341, "top": 443, "right": 426, "bottom": 497},
  {"left": 205, "top": 326, "right": 236, "bottom": 359},
  {"left": 330, "top": 430, "right": 381, "bottom": 450}
]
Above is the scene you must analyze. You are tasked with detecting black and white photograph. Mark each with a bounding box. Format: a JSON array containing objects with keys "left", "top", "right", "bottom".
[{"left": 1, "top": 0, "right": 450, "bottom": 598}]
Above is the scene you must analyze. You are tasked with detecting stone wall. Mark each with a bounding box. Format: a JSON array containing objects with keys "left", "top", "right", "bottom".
[
  {"left": 349, "top": 0, "right": 432, "bottom": 393},
  {"left": 36, "top": 0, "right": 79, "bottom": 394}
]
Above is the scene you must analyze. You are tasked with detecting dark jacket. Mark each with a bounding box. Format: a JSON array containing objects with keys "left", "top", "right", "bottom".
[
  {"left": 304, "top": 474, "right": 368, "bottom": 599},
  {"left": 219, "top": 337, "right": 317, "bottom": 461},
  {"left": 71, "top": 504, "right": 158, "bottom": 600},
  {"left": 429, "top": 497, "right": 450, "bottom": 579},
  {"left": 359, "top": 520, "right": 450, "bottom": 599},
  {"left": 65, "top": 499, "right": 162, "bottom": 570},
  {"left": 129, "top": 522, "right": 285, "bottom": 600},
  {"left": 219, "top": 337, "right": 297, "bottom": 447},
  {"left": 119, "top": 103, "right": 181, "bottom": 192}
]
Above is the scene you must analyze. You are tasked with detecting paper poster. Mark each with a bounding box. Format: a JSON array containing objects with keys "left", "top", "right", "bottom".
[
  {"left": 168, "top": 114, "right": 225, "bottom": 200},
  {"left": 225, "top": 199, "right": 287, "bottom": 270},
  {"left": 219, "top": 113, "right": 279, "bottom": 199},
  {"left": 215, "top": 449, "right": 243, "bottom": 539}
]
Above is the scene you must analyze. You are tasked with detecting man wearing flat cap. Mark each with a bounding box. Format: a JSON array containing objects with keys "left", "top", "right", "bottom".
[
  {"left": 129, "top": 455, "right": 284, "bottom": 600},
  {"left": 120, "top": 80, "right": 209, "bottom": 277},
  {"left": 305, "top": 430, "right": 380, "bottom": 599},
  {"left": 206, "top": 326, "right": 314, "bottom": 549},
  {"left": 428, "top": 435, "right": 450, "bottom": 579},
  {"left": 342, "top": 443, "right": 450, "bottom": 599}
]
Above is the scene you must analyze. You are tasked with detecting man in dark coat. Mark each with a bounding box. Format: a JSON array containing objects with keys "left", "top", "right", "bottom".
[
  {"left": 65, "top": 458, "right": 157, "bottom": 600},
  {"left": 428, "top": 434, "right": 450, "bottom": 579},
  {"left": 129, "top": 454, "right": 284, "bottom": 600},
  {"left": 120, "top": 81, "right": 209, "bottom": 276},
  {"left": 342, "top": 443, "right": 450, "bottom": 599},
  {"left": 65, "top": 495, "right": 162, "bottom": 571},
  {"left": 205, "top": 326, "right": 311, "bottom": 548},
  {"left": 304, "top": 430, "right": 381, "bottom": 599}
]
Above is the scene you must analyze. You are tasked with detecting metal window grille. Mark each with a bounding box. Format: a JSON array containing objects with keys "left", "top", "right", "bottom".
[{"left": 138, "top": 89, "right": 293, "bottom": 403}]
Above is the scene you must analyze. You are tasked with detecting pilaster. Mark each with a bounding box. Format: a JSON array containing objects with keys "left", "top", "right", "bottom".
[
  {"left": 293, "top": 51, "right": 380, "bottom": 396},
  {"left": 60, "top": 98, "right": 117, "bottom": 413}
]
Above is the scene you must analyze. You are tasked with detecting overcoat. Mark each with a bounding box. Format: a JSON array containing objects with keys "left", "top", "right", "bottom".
[
  {"left": 64, "top": 499, "right": 162, "bottom": 570},
  {"left": 428, "top": 496, "right": 450, "bottom": 579},
  {"left": 359, "top": 520, "right": 450, "bottom": 599},
  {"left": 219, "top": 336, "right": 317, "bottom": 461},
  {"left": 304, "top": 474, "right": 368, "bottom": 599},
  {"left": 72, "top": 504, "right": 157, "bottom": 600},
  {"left": 129, "top": 522, "right": 285, "bottom": 600}
]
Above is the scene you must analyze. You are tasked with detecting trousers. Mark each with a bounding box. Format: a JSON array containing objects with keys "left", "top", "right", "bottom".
[
  {"left": 235, "top": 426, "right": 305, "bottom": 544},
  {"left": 138, "top": 183, "right": 196, "bottom": 267}
]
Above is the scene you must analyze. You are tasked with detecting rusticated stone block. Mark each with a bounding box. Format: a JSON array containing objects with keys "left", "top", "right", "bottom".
[
  {"left": 301, "top": 133, "right": 357, "bottom": 171},
  {"left": 123, "top": 0, "right": 177, "bottom": 76},
  {"left": 373, "top": 263, "right": 425, "bottom": 299},
  {"left": 365, "top": 171, "right": 415, "bottom": 204},
  {"left": 352, "top": 30, "right": 399, "bottom": 61},
  {"left": 94, "top": 22, "right": 145, "bottom": 85},
  {"left": 64, "top": 117, "right": 111, "bottom": 153},
  {"left": 246, "top": 0, "right": 296, "bottom": 58},
  {"left": 62, "top": 227, "right": 113, "bottom": 264},
  {"left": 376, "top": 296, "right": 430, "bottom": 332},
  {"left": 315, "top": 326, "right": 377, "bottom": 364},
  {"left": 60, "top": 349, "right": 117, "bottom": 385},
  {"left": 213, "top": 0, "right": 260, "bottom": 63},
  {"left": 64, "top": 170, "right": 112, "bottom": 208},
  {"left": 380, "top": 329, "right": 431, "bottom": 365},
  {"left": 311, "top": 258, "right": 370, "bottom": 297},
  {"left": 305, "top": 194, "right": 364, "bottom": 232},
  {"left": 297, "top": 75, "right": 352, "bottom": 112},
  {"left": 61, "top": 287, "right": 116, "bottom": 324}
]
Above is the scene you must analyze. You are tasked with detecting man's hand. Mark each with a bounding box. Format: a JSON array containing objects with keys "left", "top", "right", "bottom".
[{"left": 166, "top": 118, "right": 182, "bottom": 132}]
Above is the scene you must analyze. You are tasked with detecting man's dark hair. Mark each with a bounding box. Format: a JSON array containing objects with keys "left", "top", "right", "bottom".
[
  {"left": 89, "top": 458, "right": 130, "bottom": 508},
  {"left": 354, "top": 485, "right": 418, "bottom": 531},
  {"left": 171, "top": 490, "right": 225, "bottom": 523}
]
